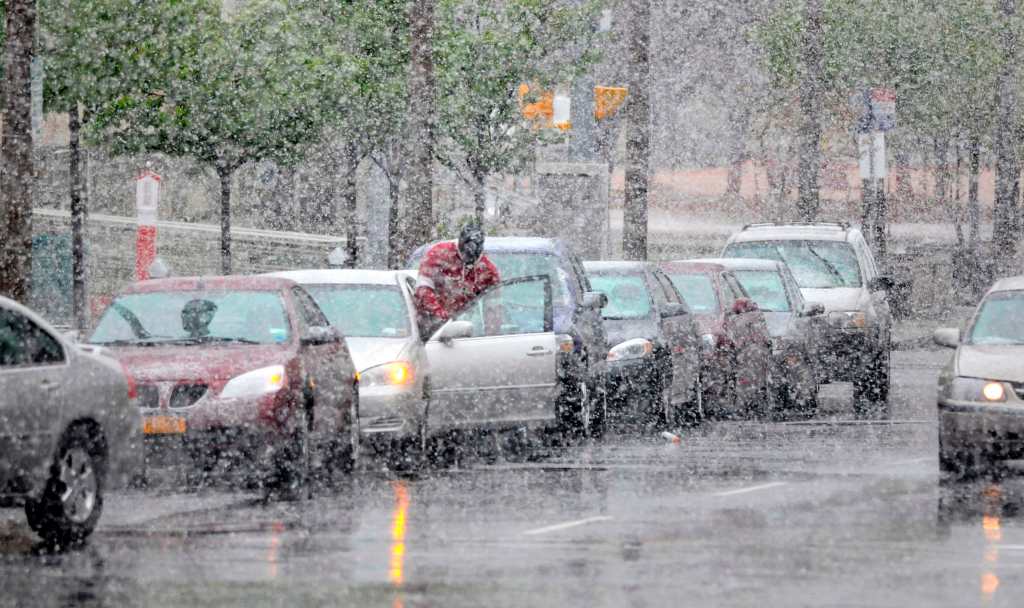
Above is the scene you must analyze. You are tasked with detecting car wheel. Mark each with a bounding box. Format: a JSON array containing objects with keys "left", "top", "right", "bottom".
[
  {"left": 853, "top": 348, "right": 891, "bottom": 418},
  {"left": 342, "top": 388, "right": 361, "bottom": 474},
  {"left": 25, "top": 425, "right": 106, "bottom": 547},
  {"left": 679, "top": 370, "right": 704, "bottom": 426},
  {"left": 589, "top": 375, "right": 607, "bottom": 439}
]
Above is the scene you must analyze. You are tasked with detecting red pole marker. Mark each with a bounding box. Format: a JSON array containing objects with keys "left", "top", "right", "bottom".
[{"left": 135, "top": 170, "right": 161, "bottom": 281}]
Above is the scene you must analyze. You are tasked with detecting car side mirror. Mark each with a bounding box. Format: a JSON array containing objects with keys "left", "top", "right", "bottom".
[
  {"left": 301, "top": 326, "right": 342, "bottom": 346},
  {"left": 933, "top": 327, "right": 960, "bottom": 348},
  {"left": 730, "top": 297, "right": 758, "bottom": 315},
  {"left": 868, "top": 276, "right": 894, "bottom": 292},
  {"left": 660, "top": 303, "right": 689, "bottom": 319},
  {"left": 801, "top": 302, "right": 825, "bottom": 317},
  {"left": 436, "top": 320, "right": 474, "bottom": 344},
  {"left": 583, "top": 291, "right": 608, "bottom": 310}
]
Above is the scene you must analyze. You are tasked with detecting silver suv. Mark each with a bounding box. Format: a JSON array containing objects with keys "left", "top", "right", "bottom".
[{"left": 721, "top": 222, "right": 893, "bottom": 414}]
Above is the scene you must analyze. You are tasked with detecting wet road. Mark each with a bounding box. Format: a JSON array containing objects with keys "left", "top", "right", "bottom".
[{"left": 2, "top": 348, "right": 1019, "bottom": 607}]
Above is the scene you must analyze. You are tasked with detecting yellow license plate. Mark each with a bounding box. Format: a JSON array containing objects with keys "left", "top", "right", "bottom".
[{"left": 143, "top": 416, "right": 186, "bottom": 435}]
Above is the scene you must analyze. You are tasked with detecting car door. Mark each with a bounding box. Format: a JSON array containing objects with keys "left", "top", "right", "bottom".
[
  {"left": 722, "top": 272, "right": 771, "bottom": 387},
  {"left": 0, "top": 306, "right": 67, "bottom": 483},
  {"left": 653, "top": 269, "right": 699, "bottom": 402},
  {"left": 291, "top": 287, "right": 353, "bottom": 416},
  {"left": 426, "top": 276, "right": 557, "bottom": 430}
]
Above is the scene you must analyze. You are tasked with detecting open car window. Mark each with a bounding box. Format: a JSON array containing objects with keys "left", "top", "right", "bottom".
[{"left": 449, "top": 276, "right": 552, "bottom": 338}]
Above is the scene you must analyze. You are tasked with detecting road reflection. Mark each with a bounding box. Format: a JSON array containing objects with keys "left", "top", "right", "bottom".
[
  {"left": 267, "top": 520, "right": 284, "bottom": 579},
  {"left": 390, "top": 480, "right": 411, "bottom": 608},
  {"left": 980, "top": 485, "right": 1001, "bottom": 603}
]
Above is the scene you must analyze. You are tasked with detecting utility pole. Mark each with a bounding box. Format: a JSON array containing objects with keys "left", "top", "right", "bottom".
[
  {"left": 69, "top": 107, "right": 88, "bottom": 330},
  {"left": 622, "top": 0, "right": 650, "bottom": 261},
  {"left": 796, "top": 0, "right": 823, "bottom": 221},
  {"left": 993, "top": 0, "right": 1020, "bottom": 277},
  {"left": 0, "top": 0, "right": 37, "bottom": 302},
  {"left": 403, "top": 0, "right": 436, "bottom": 265}
]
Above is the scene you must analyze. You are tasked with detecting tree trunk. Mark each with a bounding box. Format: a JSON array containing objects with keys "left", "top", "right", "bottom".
[
  {"left": 968, "top": 132, "right": 981, "bottom": 252},
  {"left": 993, "top": 0, "right": 1020, "bottom": 276},
  {"left": 796, "top": 0, "right": 823, "bottom": 221},
  {"left": 472, "top": 166, "right": 487, "bottom": 225},
  {"left": 69, "top": 108, "right": 88, "bottom": 330},
  {"left": 623, "top": 0, "right": 651, "bottom": 261},
  {"left": 342, "top": 141, "right": 360, "bottom": 268},
  {"left": 725, "top": 108, "right": 751, "bottom": 200},
  {"left": 404, "top": 0, "right": 436, "bottom": 258},
  {"left": 386, "top": 176, "right": 402, "bottom": 269},
  {"left": 217, "top": 166, "right": 234, "bottom": 275},
  {"left": 0, "top": 0, "right": 37, "bottom": 302}
]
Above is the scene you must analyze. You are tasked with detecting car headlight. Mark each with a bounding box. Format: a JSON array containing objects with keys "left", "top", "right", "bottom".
[
  {"left": 220, "top": 365, "right": 286, "bottom": 399},
  {"left": 607, "top": 338, "right": 654, "bottom": 362},
  {"left": 947, "top": 377, "right": 1008, "bottom": 403},
  {"left": 828, "top": 311, "right": 867, "bottom": 329},
  {"left": 360, "top": 361, "right": 415, "bottom": 387}
]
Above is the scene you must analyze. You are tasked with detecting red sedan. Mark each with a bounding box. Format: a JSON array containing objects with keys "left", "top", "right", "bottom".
[
  {"left": 87, "top": 276, "right": 359, "bottom": 489},
  {"left": 658, "top": 261, "right": 773, "bottom": 418}
]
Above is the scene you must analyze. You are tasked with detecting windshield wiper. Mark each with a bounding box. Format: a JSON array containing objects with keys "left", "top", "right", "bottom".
[
  {"left": 177, "top": 336, "right": 262, "bottom": 345},
  {"left": 112, "top": 302, "right": 153, "bottom": 339},
  {"left": 802, "top": 245, "right": 847, "bottom": 286},
  {"left": 89, "top": 338, "right": 166, "bottom": 347}
]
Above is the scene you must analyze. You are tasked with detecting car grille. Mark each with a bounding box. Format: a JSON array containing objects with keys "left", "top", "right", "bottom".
[
  {"left": 137, "top": 384, "right": 160, "bottom": 409},
  {"left": 1013, "top": 382, "right": 1024, "bottom": 401},
  {"left": 170, "top": 384, "right": 208, "bottom": 409}
]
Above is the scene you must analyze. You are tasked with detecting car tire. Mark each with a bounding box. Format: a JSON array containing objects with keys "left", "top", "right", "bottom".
[
  {"left": 679, "top": 371, "right": 704, "bottom": 426},
  {"left": 590, "top": 374, "right": 608, "bottom": 439},
  {"left": 341, "top": 387, "right": 361, "bottom": 474},
  {"left": 853, "top": 347, "right": 891, "bottom": 418},
  {"left": 25, "top": 424, "right": 106, "bottom": 547}
]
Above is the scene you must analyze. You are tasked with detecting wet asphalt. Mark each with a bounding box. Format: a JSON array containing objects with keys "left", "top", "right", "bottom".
[{"left": 2, "top": 347, "right": 1019, "bottom": 607}]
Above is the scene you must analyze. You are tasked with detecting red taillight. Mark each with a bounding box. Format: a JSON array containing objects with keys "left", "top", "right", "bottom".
[{"left": 121, "top": 364, "right": 138, "bottom": 400}]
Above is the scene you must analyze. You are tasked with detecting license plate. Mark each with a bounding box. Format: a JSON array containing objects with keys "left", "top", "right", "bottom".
[{"left": 143, "top": 415, "right": 186, "bottom": 435}]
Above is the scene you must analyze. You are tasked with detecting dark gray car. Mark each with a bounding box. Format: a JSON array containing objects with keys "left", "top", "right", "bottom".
[
  {"left": 693, "top": 258, "right": 826, "bottom": 413},
  {"left": 584, "top": 261, "right": 702, "bottom": 427}
]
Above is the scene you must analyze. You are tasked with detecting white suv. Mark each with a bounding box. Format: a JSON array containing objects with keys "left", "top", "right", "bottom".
[{"left": 721, "top": 222, "right": 893, "bottom": 414}]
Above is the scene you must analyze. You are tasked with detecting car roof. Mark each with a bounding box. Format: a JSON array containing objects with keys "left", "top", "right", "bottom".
[
  {"left": 688, "top": 257, "right": 783, "bottom": 271},
  {"left": 726, "top": 222, "right": 860, "bottom": 244},
  {"left": 267, "top": 269, "right": 402, "bottom": 286},
  {"left": 120, "top": 275, "right": 297, "bottom": 294},
  {"left": 583, "top": 260, "right": 651, "bottom": 273},
  {"left": 990, "top": 275, "right": 1024, "bottom": 293},
  {"left": 658, "top": 260, "right": 727, "bottom": 273},
  {"left": 0, "top": 295, "right": 62, "bottom": 338}
]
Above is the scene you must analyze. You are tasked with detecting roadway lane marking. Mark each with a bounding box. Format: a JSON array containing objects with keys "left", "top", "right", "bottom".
[
  {"left": 713, "top": 481, "right": 789, "bottom": 497},
  {"left": 522, "top": 516, "right": 613, "bottom": 536}
]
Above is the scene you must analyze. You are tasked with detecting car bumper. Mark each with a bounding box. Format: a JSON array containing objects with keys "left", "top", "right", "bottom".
[
  {"left": 358, "top": 387, "right": 425, "bottom": 438},
  {"left": 606, "top": 358, "right": 658, "bottom": 404},
  {"left": 939, "top": 400, "right": 1024, "bottom": 458}
]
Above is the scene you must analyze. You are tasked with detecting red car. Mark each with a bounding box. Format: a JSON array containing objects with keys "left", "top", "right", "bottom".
[
  {"left": 658, "top": 261, "right": 773, "bottom": 418},
  {"left": 87, "top": 276, "right": 359, "bottom": 488}
]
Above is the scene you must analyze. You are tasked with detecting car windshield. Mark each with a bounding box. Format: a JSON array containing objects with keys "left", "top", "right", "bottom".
[
  {"left": 304, "top": 284, "right": 410, "bottom": 338},
  {"left": 88, "top": 290, "right": 290, "bottom": 345},
  {"left": 733, "top": 270, "right": 791, "bottom": 312},
  {"left": 589, "top": 273, "right": 652, "bottom": 320},
  {"left": 724, "top": 240, "right": 861, "bottom": 288},
  {"left": 969, "top": 291, "right": 1024, "bottom": 345},
  {"left": 486, "top": 252, "right": 574, "bottom": 308},
  {"left": 666, "top": 272, "right": 719, "bottom": 313}
]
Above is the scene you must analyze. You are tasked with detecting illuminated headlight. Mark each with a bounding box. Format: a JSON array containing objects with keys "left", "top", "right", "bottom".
[
  {"left": 607, "top": 338, "right": 654, "bottom": 362},
  {"left": 700, "top": 334, "right": 716, "bottom": 350},
  {"left": 947, "top": 377, "right": 1008, "bottom": 403},
  {"left": 828, "top": 311, "right": 867, "bottom": 329},
  {"left": 360, "top": 361, "right": 415, "bottom": 387},
  {"left": 220, "top": 365, "right": 286, "bottom": 399}
]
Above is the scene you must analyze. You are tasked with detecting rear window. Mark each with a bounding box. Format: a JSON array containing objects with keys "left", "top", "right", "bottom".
[
  {"left": 666, "top": 273, "right": 719, "bottom": 313},
  {"left": 724, "top": 240, "right": 862, "bottom": 289},
  {"left": 589, "top": 274, "right": 652, "bottom": 320},
  {"left": 304, "top": 284, "right": 410, "bottom": 338},
  {"left": 733, "top": 270, "right": 791, "bottom": 312}
]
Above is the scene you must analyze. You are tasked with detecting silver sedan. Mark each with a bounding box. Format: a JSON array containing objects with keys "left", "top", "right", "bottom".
[{"left": 0, "top": 296, "right": 141, "bottom": 545}]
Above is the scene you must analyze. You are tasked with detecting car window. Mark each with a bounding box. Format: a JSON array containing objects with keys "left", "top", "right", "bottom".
[
  {"left": 304, "top": 284, "right": 411, "bottom": 338},
  {"left": 666, "top": 272, "right": 720, "bottom": 313},
  {"left": 292, "top": 287, "right": 330, "bottom": 328},
  {"left": 722, "top": 273, "right": 747, "bottom": 304},
  {"left": 0, "top": 308, "right": 65, "bottom": 367},
  {"left": 968, "top": 291, "right": 1024, "bottom": 345},
  {"left": 733, "top": 270, "right": 791, "bottom": 312},
  {"left": 653, "top": 270, "right": 684, "bottom": 305},
  {"left": 89, "top": 290, "right": 291, "bottom": 345},
  {"left": 588, "top": 274, "right": 653, "bottom": 320},
  {"left": 724, "top": 240, "right": 863, "bottom": 288},
  {"left": 486, "top": 252, "right": 573, "bottom": 308},
  {"left": 454, "top": 278, "right": 549, "bottom": 337}
]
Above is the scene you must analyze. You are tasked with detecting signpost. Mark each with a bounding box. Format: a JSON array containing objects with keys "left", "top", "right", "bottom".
[
  {"left": 135, "top": 170, "right": 161, "bottom": 280},
  {"left": 854, "top": 87, "right": 895, "bottom": 264}
]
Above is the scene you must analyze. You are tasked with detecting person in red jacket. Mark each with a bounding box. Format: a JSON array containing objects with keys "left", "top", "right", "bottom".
[{"left": 414, "top": 221, "right": 500, "bottom": 337}]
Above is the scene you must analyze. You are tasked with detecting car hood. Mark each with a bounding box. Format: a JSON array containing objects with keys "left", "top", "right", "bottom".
[
  {"left": 346, "top": 337, "right": 416, "bottom": 372},
  {"left": 603, "top": 318, "right": 658, "bottom": 347},
  {"left": 763, "top": 311, "right": 795, "bottom": 338},
  {"left": 956, "top": 345, "right": 1024, "bottom": 383},
  {"left": 798, "top": 287, "right": 866, "bottom": 313},
  {"left": 97, "top": 343, "right": 291, "bottom": 383}
]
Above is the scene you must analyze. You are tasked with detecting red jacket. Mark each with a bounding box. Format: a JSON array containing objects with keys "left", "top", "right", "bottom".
[{"left": 414, "top": 242, "right": 500, "bottom": 321}]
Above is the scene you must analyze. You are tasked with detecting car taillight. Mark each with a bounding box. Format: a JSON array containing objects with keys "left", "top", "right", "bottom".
[{"left": 121, "top": 363, "right": 138, "bottom": 403}]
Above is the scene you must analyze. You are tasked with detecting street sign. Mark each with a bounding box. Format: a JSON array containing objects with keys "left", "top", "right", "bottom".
[
  {"left": 869, "top": 88, "right": 896, "bottom": 131},
  {"left": 858, "top": 132, "right": 887, "bottom": 180},
  {"left": 135, "top": 170, "right": 161, "bottom": 280}
]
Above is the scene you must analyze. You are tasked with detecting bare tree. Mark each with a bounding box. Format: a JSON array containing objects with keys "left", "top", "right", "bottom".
[
  {"left": 623, "top": 0, "right": 651, "bottom": 261},
  {"left": 796, "top": 0, "right": 823, "bottom": 221},
  {"left": 993, "top": 0, "right": 1020, "bottom": 276},
  {"left": 0, "top": 0, "right": 36, "bottom": 302}
]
